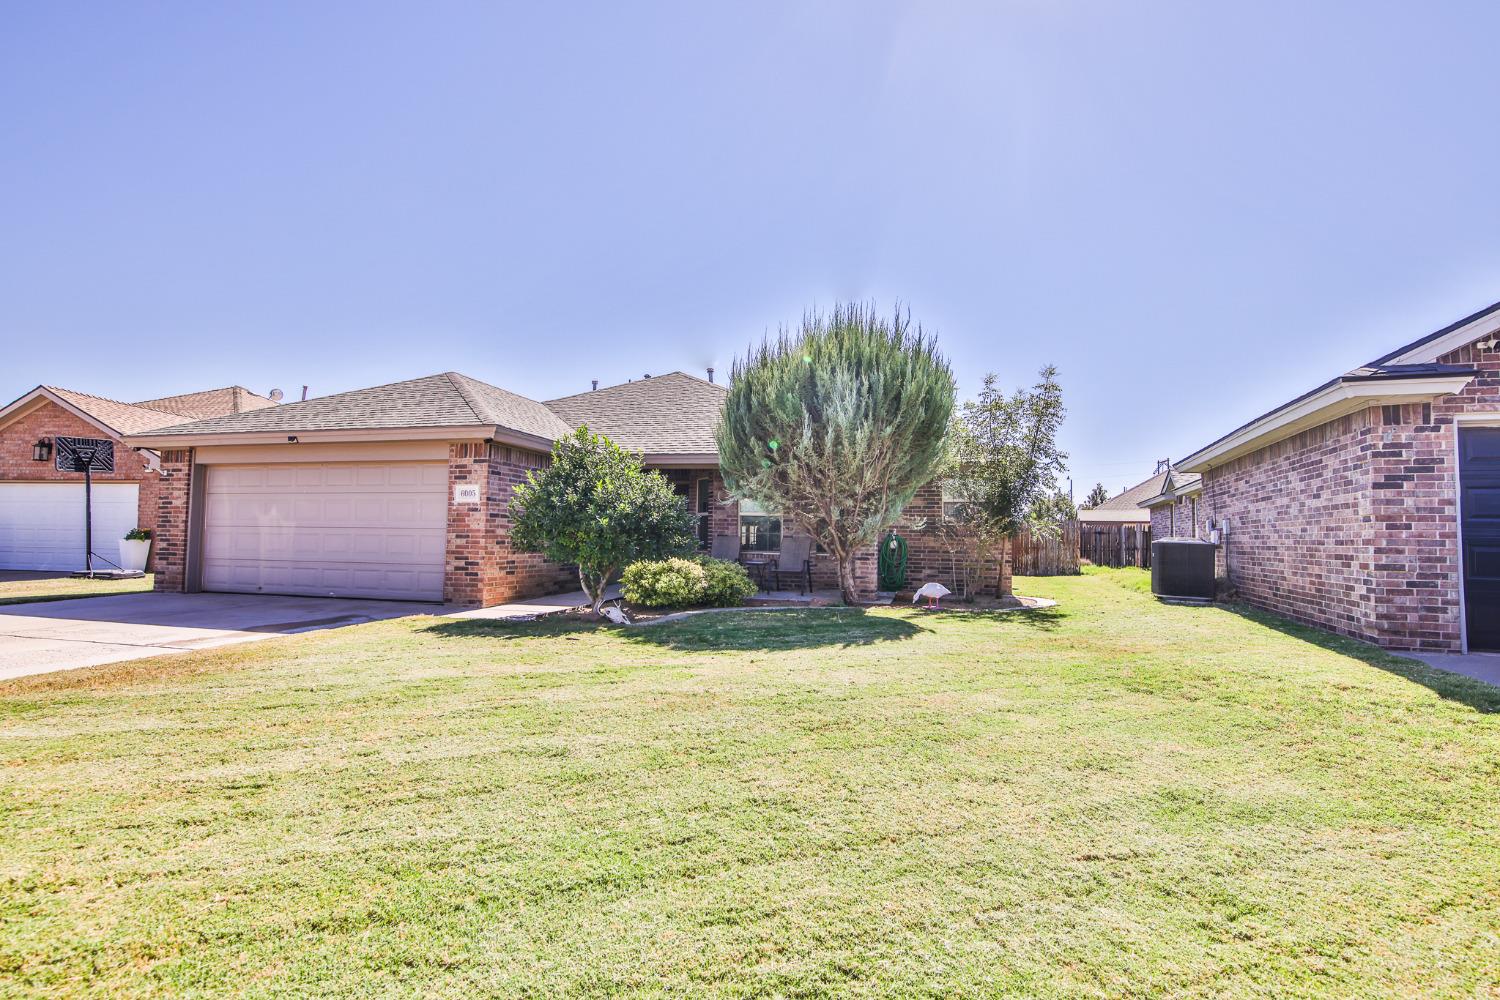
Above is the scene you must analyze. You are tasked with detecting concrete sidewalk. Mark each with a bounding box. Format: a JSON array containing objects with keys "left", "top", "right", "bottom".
[
  {"left": 0, "top": 592, "right": 439, "bottom": 680},
  {"left": 1408, "top": 651, "right": 1500, "bottom": 688},
  {"left": 446, "top": 585, "right": 622, "bottom": 621}
]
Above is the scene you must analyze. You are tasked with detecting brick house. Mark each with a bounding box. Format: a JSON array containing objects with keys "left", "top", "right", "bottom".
[
  {"left": 124, "top": 371, "right": 1009, "bottom": 606},
  {"left": 1148, "top": 300, "right": 1500, "bottom": 654},
  {"left": 0, "top": 385, "right": 276, "bottom": 571}
]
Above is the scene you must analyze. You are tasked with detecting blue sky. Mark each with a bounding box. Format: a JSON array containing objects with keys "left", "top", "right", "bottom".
[{"left": 4, "top": 2, "right": 1498, "bottom": 496}]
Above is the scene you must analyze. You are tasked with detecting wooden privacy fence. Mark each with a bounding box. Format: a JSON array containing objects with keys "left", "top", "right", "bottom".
[
  {"left": 1011, "top": 521, "right": 1081, "bottom": 576},
  {"left": 1079, "top": 522, "right": 1152, "bottom": 569},
  {"left": 1010, "top": 521, "right": 1153, "bottom": 575}
]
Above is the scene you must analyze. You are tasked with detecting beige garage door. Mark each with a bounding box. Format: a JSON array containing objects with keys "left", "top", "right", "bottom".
[{"left": 202, "top": 462, "right": 447, "bottom": 601}]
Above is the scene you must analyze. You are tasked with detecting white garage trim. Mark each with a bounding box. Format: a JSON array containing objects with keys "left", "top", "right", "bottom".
[
  {"left": 0, "top": 482, "right": 139, "bottom": 571},
  {"left": 201, "top": 462, "right": 447, "bottom": 602}
]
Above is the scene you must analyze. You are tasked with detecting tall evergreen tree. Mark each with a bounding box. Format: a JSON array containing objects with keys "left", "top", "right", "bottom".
[
  {"left": 717, "top": 304, "right": 955, "bottom": 603},
  {"left": 1084, "top": 482, "right": 1111, "bottom": 509}
]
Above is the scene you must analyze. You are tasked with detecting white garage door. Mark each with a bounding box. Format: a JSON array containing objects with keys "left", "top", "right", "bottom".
[
  {"left": 0, "top": 482, "right": 140, "bottom": 571},
  {"left": 202, "top": 462, "right": 447, "bottom": 601}
]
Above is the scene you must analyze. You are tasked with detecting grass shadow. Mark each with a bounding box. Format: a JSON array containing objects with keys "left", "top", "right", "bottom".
[
  {"left": 912, "top": 604, "right": 1065, "bottom": 631},
  {"left": 623, "top": 607, "right": 928, "bottom": 652},
  {"left": 1221, "top": 603, "right": 1500, "bottom": 714}
]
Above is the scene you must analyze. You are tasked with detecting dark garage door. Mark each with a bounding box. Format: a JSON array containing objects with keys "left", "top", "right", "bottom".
[{"left": 1460, "top": 427, "right": 1500, "bottom": 651}]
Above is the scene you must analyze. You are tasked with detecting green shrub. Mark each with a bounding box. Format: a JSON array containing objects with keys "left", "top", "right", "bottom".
[
  {"left": 695, "top": 556, "right": 757, "bottom": 606},
  {"left": 621, "top": 558, "right": 708, "bottom": 608}
]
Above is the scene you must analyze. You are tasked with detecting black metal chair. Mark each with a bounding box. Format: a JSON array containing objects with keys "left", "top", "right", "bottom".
[
  {"left": 772, "top": 535, "right": 814, "bottom": 594},
  {"left": 710, "top": 534, "right": 740, "bottom": 562}
]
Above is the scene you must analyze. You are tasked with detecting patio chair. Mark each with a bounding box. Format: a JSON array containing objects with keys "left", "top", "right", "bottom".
[
  {"left": 710, "top": 534, "right": 740, "bottom": 562},
  {"left": 772, "top": 534, "right": 814, "bottom": 595}
]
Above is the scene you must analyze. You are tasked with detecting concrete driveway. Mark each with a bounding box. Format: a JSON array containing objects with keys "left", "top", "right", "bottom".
[{"left": 0, "top": 592, "right": 440, "bottom": 681}]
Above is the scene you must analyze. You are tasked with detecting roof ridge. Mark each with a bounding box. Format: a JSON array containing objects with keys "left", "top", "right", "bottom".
[
  {"left": 443, "top": 371, "right": 491, "bottom": 424},
  {"left": 47, "top": 386, "right": 177, "bottom": 413}
]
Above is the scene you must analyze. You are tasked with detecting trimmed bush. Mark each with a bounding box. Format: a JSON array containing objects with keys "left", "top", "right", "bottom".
[
  {"left": 695, "top": 556, "right": 757, "bottom": 606},
  {"left": 621, "top": 558, "right": 708, "bottom": 608}
]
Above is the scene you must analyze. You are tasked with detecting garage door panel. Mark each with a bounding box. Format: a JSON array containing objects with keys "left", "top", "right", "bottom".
[
  {"left": 203, "top": 462, "right": 445, "bottom": 601},
  {"left": 1461, "top": 428, "right": 1500, "bottom": 652},
  {"left": 0, "top": 483, "right": 139, "bottom": 571}
]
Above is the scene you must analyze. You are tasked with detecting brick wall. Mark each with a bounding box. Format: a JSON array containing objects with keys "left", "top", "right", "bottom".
[
  {"left": 1148, "top": 494, "right": 1205, "bottom": 541},
  {"left": 1197, "top": 335, "right": 1500, "bottom": 652},
  {"left": 151, "top": 449, "right": 194, "bottom": 591},
  {"left": 0, "top": 400, "right": 165, "bottom": 569},
  {"left": 445, "top": 441, "right": 576, "bottom": 606},
  {"left": 888, "top": 480, "right": 1011, "bottom": 598}
]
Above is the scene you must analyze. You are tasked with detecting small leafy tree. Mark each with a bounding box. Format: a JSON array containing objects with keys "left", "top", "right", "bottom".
[
  {"left": 1084, "top": 482, "right": 1110, "bottom": 509},
  {"left": 1038, "top": 490, "right": 1078, "bottom": 524},
  {"left": 511, "top": 427, "right": 697, "bottom": 615},
  {"left": 717, "top": 304, "right": 955, "bottom": 603},
  {"left": 945, "top": 365, "right": 1069, "bottom": 537}
]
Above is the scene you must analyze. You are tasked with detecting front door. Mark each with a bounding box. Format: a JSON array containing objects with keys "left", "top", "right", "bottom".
[{"left": 1460, "top": 427, "right": 1500, "bottom": 651}]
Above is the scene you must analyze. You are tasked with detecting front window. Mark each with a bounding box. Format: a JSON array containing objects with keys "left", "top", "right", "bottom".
[
  {"left": 739, "top": 499, "right": 782, "bottom": 552},
  {"left": 940, "top": 480, "right": 971, "bottom": 523},
  {"left": 695, "top": 478, "right": 712, "bottom": 549}
]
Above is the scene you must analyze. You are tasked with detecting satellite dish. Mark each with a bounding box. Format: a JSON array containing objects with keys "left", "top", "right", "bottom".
[{"left": 269, "top": 388, "right": 284, "bottom": 402}]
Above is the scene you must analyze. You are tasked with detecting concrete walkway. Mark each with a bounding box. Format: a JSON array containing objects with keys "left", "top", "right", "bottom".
[
  {"left": 446, "top": 585, "right": 622, "bottom": 621},
  {"left": 1408, "top": 651, "right": 1500, "bottom": 688},
  {"left": 0, "top": 592, "right": 439, "bottom": 680}
]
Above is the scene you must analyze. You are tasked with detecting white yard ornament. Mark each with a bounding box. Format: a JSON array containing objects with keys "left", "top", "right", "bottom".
[
  {"left": 912, "top": 582, "right": 952, "bottom": 609},
  {"left": 600, "top": 603, "right": 632, "bottom": 625}
]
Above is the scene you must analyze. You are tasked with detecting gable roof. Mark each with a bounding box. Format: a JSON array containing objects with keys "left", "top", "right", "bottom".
[
  {"left": 0, "top": 385, "right": 193, "bottom": 439},
  {"left": 1175, "top": 300, "right": 1493, "bottom": 474},
  {"left": 1078, "top": 472, "right": 1166, "bottom": 522},
  {"left": 1367, "top": 298, "right": 1500, "bottom": 366},
  {"left": 46, "top": 387, "right": 201, "bottom": 435},
  {"left": 125, "top": 372, "right": 575, "bottom": 447},
  {"left": 545, "top": 372, "right": 726, "bottom": 459},
  {"left": 134, "top": 386, "right": 277, "bottom": 420},
  {"left": 1137, "top": 468, "right": 1203, "bottom": 509}
]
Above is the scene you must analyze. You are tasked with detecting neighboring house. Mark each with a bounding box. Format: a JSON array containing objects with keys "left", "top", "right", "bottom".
[
  {"left": 0, "top": 385, "right": 277, "bottom": 571},
  {"left": 1075, "top": 471, "right": 1164, "bottom": 567},
  {"left": 1137, "top": 467, "right": 1204, "bottom": 540},
  {"left": 124, "top": 371, "right": 1010, "bottom": 605},
  {"left": 1079, "top": 473, "right": 1161, "bottom": 529},
  {"left": 1154, "top": 299, "right": 1500, "bottom": 654}
]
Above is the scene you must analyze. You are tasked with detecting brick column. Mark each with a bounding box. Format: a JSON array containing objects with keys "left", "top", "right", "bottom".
[
  {"left": 152, "top": 449, "right": 194, "bottom": 592},
  {"left": 445, "top": 441, "right": 490, "bottom": 605},
  {"left": 1363, "top": 404, "right": 1463, "bottom": 650},
  {"left": 445, "top": 441, "right": 576, "bottom": 607}
]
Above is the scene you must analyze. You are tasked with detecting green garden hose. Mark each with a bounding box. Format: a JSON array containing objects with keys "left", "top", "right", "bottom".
[{"left": 878, "top": 531, "right": 908, "bottom": 591}]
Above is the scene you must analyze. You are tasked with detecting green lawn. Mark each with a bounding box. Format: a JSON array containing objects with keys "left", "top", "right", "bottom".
[
  {"left": 0, "top": 573, "right": 153, "bottom": 606},
  {"left": 1, "top": 572, "right": 1497, "bottom": 997}
]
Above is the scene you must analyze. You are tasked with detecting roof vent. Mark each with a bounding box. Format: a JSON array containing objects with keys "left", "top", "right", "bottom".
[
  {"left": 591, "top": 379, "right": 598, "bottom": 391},
  {"left": 707, "top": 367, "right": 715, "bottom": 383}
]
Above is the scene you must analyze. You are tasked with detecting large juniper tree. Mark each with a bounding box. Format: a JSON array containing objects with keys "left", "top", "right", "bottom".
[{"left": 717, "top": 304, "right": 955, "bottom": 603}]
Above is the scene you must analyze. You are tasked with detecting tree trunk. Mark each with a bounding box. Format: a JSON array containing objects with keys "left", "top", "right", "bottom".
[
  {"left": 580, "top": 567, "right": 607, "bottom": 617},
  {"left": 837, "top": 552, "right": 860, "bottom": 606}
]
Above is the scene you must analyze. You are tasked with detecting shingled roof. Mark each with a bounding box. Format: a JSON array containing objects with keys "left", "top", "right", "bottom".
[
  {"left": 1078, "top": 472, "right": 1166, "bottom": 523},
  {"left": 42, "top": 387, "right": 199, "bottom": 435},
  {"left": 132, "top": 372, "right": 575, "bottom": 442},
  {"left": 134, "top": 386, "right": 277, "bottom": 420},
  {"left": 545, "top": 372, "right": 726, "bottom": 457}
]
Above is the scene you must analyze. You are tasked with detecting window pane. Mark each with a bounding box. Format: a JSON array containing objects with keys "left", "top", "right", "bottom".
[{"left": 740, "top": 515, "right": 782, "bottom": 551}]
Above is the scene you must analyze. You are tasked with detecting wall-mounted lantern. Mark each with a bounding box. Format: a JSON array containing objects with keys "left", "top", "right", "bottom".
[{"left": 31, "top": 438, "right": 52, "bottom": 462}]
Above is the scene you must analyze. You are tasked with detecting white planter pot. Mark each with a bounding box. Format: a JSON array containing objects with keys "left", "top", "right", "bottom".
[{"left": 119, "top": 538, "right": 152, "bottom": 573}]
